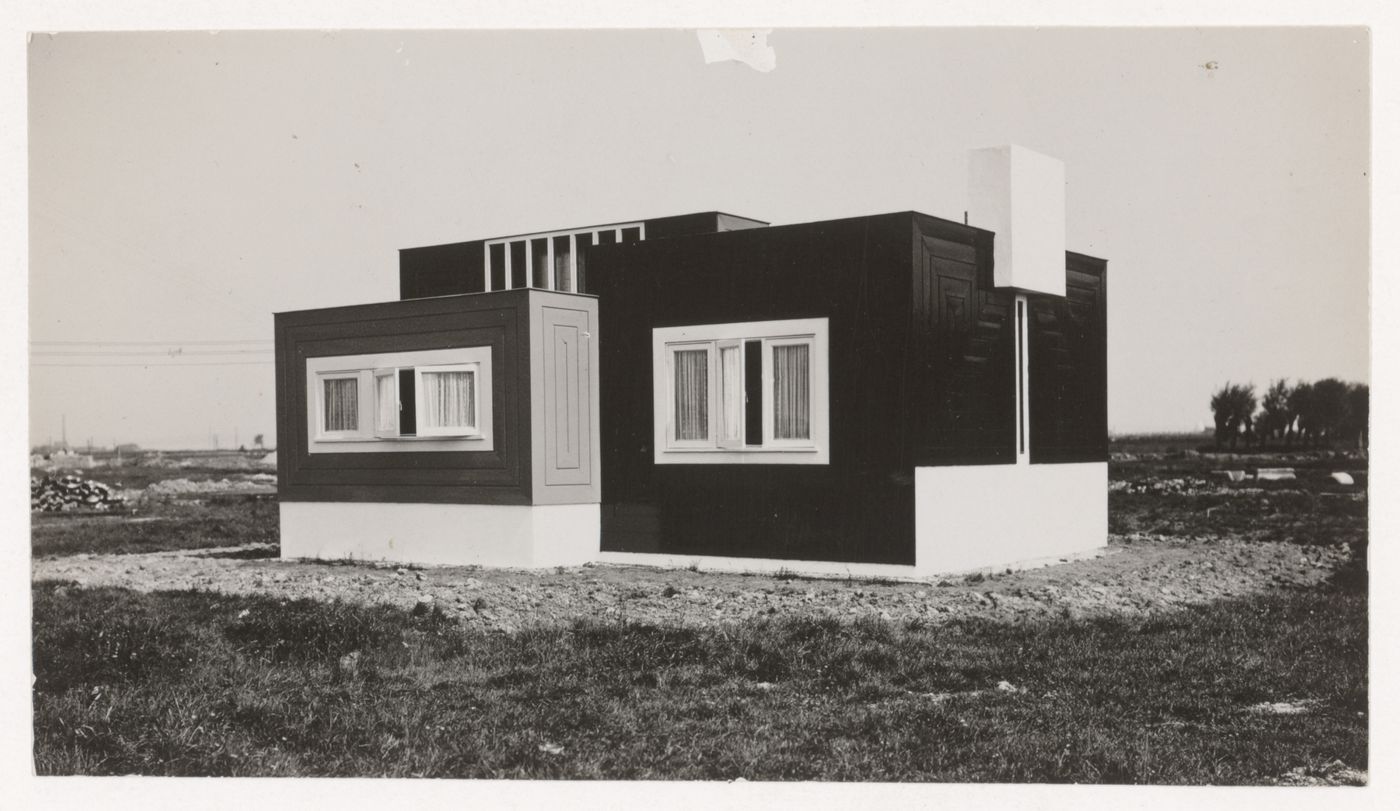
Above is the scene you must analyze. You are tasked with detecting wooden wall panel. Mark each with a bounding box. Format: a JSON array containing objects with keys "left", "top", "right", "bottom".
[
  {"left": 540, "top": 305, "right": 591, "bottom": 487},
  {"left": 910, "top": 216, "right": 1017, "bottom": 467},
  {"left": 275, "top": 291, "right": 533, "bottom": 504},
  {"left": 590, "top": 213, "right": 918, "bottom": 565},
  {"left": 1028, "top": 252, "right": 1108, "bottom": 463},
  {"left": 399, "top": 242, "right": 485, "bottom": 299}
]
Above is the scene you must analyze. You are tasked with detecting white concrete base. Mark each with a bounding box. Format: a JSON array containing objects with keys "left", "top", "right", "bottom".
[
  {"left": 279, "top": 501, "right": 599, "bottom": 568},
  {"left": 915, "top": 461, "right": 1108, "bottom": 574}
]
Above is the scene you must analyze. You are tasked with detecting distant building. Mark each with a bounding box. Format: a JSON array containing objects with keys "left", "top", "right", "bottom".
[{"left": 274, "top": 147, "right": 1108, "bottom": 577}]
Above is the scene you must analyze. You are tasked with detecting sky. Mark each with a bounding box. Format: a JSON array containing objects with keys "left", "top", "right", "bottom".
[{"left": 25, "top": 27, "right": 1369, "bottom": 448}]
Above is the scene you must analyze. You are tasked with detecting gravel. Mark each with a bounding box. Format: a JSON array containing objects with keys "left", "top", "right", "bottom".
[{"left": 32, "top": 533, "right": 1353, "bottom": 633}]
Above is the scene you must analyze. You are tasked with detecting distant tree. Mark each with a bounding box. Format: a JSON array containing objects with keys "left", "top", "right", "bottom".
[
  {"left": 1287, "top": 381, "right": 1313, "bottom": 447},
  {"left": 1309, "top": 378, "right": 1351, "bottom": 447},
  {"left": 253, "top": 433, "right": 265, "bottom": 450},
  {"left": 1256, "top": 379, "right": 1293, "bottom": 449},
  {"left": 1210, "top": 382, "right": 1257, "bottom": 450},
  {"left": 1343, "top": 382, "right": 1369, "bottom": 449}
]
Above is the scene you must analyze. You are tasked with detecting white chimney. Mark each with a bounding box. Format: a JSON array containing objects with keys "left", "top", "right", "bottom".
[{"left": 967, "top": 145, "right": 1066, "bottom": 297}]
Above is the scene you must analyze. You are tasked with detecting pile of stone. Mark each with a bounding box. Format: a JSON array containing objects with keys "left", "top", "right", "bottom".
[
  {"left": 31, "top": 474, "right": 127, "bottom": 512},
  {"left": 1112, "top": 477, "right": 1215, "bottom": 496},
  {"left": 145, "top": 475, "right": 276, "bottom": 497}
]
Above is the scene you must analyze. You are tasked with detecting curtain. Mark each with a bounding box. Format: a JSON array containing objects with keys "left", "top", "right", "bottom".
[
  {"left": 375, "top": 373, "right": 397, "bottom": 433},
  {"left": 773, "top": 344, "right": 810, "bottom": 440},
  {"left": 719, "top": 345, "right": 742, "bottom": 443},
  {"left": 323, "top": 378, "right": 359, "bottom": 432},
  {"left": 422, "top": 370, "right": 475, "bottom": 429},
  {"left": 674, "top": 349, "right": 709, "bottom": 441}
]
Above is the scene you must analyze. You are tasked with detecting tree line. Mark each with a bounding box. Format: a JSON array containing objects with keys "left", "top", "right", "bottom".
[{"left": 1210, "top": 378, "right": 1368, "bottom": 450}]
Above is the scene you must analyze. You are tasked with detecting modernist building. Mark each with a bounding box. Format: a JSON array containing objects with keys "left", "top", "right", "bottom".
[{"left": 275, "top": 146, "right": 1108, "bottom": 577}]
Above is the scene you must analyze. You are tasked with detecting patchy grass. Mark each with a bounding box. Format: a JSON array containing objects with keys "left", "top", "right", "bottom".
[
  {"left": 1109, "top": 488, "right": 1367, "bottom": 546},
  {"left": 31, "top": 499, "right": 279, "bottom": 558},
  {"left": 33, "top": 574, "right": 1366, "bottom": 782}
]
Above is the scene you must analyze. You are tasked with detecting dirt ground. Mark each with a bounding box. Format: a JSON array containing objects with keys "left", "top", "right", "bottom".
[{"left": 32, "top": 531, "right": 1354, "bottom": 633}]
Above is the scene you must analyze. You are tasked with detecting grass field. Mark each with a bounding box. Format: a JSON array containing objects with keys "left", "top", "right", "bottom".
[
  {"left": 30, "top": 436, "right": 1369, "bottom": 781},
  {"left": 31, "top": 568, "right": 1365, "bottom": 782},
  {"left": 31, "top": 499, "right": 278, "bottom": 558}
]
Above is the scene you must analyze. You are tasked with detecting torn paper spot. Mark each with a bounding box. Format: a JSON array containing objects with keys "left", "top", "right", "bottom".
[{"left": 696, "top": 29, "right": 776, "bottom": 73}]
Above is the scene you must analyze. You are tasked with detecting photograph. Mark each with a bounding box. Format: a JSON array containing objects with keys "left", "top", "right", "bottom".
[{"left": 18, "top": 20, "right": 1373, "bottom": 791}]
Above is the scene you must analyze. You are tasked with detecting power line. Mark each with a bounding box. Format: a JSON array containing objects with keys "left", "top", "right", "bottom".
[
  {"left": 31, "top": 360, "right": 276, "bottom": 368},
  {"left": 32, "top": 349, "right": 274, "bottom": 357},
  {"left": 30, "top": 339, "right": 273, "bottom": 346}
]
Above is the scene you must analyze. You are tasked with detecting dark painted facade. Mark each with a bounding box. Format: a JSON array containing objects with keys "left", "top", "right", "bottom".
[
  {"left": 583, "top": 211, "right": 1107, "bottom": 565},
  {"left": 277, "top": 290, "right": 540, "bottom": 505}
]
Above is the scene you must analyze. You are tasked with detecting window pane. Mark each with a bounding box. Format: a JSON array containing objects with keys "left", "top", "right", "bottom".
[
  {"left": 531, "top": 238, "right": 549, "bottom": 288},
  {"left": 673, "top": 349, "right": 709, "bottom": 441},
  {"left": 323, "top": 378, "right": 359, "bottom": 432},
  {"left": 375, "top": 373, "right": 397, "bottom": 433},
  {"left": 719, "top": 345, "right": 742, "bottom": 443},
  {"left": 509, "top": 241, "right": 527, "bottom": 288},
  {"left": 399, "top": 368, "right": 417, "bottom": 435},
  {"left": 422, "top": 370, "right": 475, "bottom": 429},
  {"left": 553, "top": 235, "right": 572, "bottom": 291},
  {"left": 488, "top": 243, "right": 506, "bottom": 290},
  {"left": 745, "top": 340, "right": 763, "bottom": 445},
  {"left": 773, "top": 343, "right": 810, "bottom": 440}
]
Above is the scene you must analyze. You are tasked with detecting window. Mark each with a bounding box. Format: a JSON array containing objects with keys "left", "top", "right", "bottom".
[
  {"left": 306, "top": 346, "right": 493, "bottom": 454},
  {"left": 369, "top": 363, "right": 480, "bottom": 439},
  {"left": 653, "top": 318, "right": 829, "bottom": 465},
  {"left": 318, "top": 373, "right": 361, "bottom": 437},
  {"left": 482, "top": 221, "right": 645, "bottom": 293}
]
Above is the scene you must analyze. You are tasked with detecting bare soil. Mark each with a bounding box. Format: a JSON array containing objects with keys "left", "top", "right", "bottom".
[{"left": 33, "top": 531, "right": 1353, "bottom": 633}]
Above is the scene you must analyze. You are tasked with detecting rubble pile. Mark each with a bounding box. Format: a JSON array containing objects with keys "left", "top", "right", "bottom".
[
  {"left": 1110, "top": 477, "right": 1216, "bottom": 495},
  {"left": 146, "top": 475, "right": 276, "bottom": 497},
  {"left": 31, "top": 474, "right": 127, "bottom": 512}
]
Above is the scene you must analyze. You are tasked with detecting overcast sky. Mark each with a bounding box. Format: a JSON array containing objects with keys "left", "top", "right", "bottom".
[{"left": 26, "top": 27, "right": 1369, "bottom": 448}]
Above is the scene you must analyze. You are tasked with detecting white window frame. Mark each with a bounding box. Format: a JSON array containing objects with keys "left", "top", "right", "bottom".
[
  {"left": 315, "top": 370, "right": 370, "bottom": 440},
  {"left": 305, "top": 347, "right": 493, "bottom": 454},
  {"left": 414, "top": 363, "right": 482, "bottom": 438},
  {"left": 664, "top": 343, "right": 716, "bottom": 449},
  {"left": 653, "top": 317, "right": 829, "bottom": 465}
]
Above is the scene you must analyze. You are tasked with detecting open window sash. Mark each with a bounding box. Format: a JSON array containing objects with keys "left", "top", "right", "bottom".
[
  {"left": 373, "top": 368, "right": 399, "bottom": 438},
  {"left": 716, "top": 340, "right": 745, "bottom": 449}
]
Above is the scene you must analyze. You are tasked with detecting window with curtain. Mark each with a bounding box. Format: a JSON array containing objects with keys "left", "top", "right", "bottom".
[
  {"left": 772, "top": 343, "right": 811, "bottom": 441},
  {"left": 672, "top": 348, "right": 709, "bottom": 441},
  {"left": 322, "top": 377, "right": 359, "bottom": 433},
  {"left": 309, "top": 348, "right": 491, "bottom": 450},
  {"left": 421, "top": 369, "right": 476, "bottom": 432},
  {"left": 653, "top": 318, "right": 827, "bottom": 463}
]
